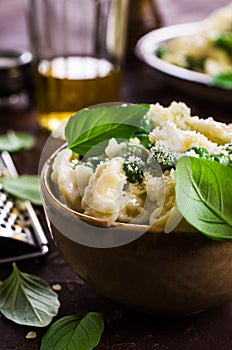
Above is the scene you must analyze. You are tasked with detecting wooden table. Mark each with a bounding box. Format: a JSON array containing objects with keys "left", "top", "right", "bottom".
[{"left": 0, "top": 1, "right": 232, "bottom": 349}]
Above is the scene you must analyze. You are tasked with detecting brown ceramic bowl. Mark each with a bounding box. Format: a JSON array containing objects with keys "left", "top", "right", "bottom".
[{"left": 40, "top": 147, "right": 232, "bottom": 317}]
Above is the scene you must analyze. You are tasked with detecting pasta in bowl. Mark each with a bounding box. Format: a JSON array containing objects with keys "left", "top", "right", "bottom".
[{"left": 40, "top": 101, "right": 232, "bottom": 316}]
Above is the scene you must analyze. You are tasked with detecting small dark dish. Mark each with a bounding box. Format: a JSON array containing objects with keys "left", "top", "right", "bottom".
[{"left": 0, "top": 50, "right": 32, "bottom": 97}]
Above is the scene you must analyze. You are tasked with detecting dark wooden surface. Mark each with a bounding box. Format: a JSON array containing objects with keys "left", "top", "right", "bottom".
[{"left": 0, "top": 1, "right": 232, "bottom": 349}]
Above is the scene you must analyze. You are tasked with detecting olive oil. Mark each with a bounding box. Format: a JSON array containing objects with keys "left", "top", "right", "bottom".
[{"left": 35, "top": 56, "right": 121, "bottom": 131}]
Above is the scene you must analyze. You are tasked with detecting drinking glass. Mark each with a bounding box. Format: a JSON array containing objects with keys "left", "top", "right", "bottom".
[{"left": 27, "top": 0, "right": 129, "bottom": 131}]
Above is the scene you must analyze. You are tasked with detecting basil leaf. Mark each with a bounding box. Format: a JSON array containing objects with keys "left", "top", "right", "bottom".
[
  {"left": 0, "top": 131, "right": 35, "bottom": 152},
  {"left": 134, "top": 133, "right": 153, "bottom": 149},
  {"left": 213, "top": 33, "right": 232, "bottom": 55},
  {"left": 40, "top": 313, "right": 104, "bottom": 350},
  {"left": 211, "top": 72, "right": 232, "bottom": 89},
  {"left": 175, "top": 156, "right": 232, "bottom": 240},
  {"left": 155, "top": 46, "right": 167, "bottom": 58},
  {"left": 185, "top": 56, "right": 205, "bottom": 71},
  {"left": 0, "top": 263, "right": 60, "bottom": 327},
  {"left": 2, "top": 175, "right": 42, "bottom": 205},
  {"left": 65, "top": 104, "right": 149, "bottom": 155}
]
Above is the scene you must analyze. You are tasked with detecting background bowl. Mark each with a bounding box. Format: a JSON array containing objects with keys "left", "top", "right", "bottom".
[
  {"left": 135, "top": 22, "right": 232, "bottom": 105},
  {"left": 41, "top": 147, "right": 232, "bottom": 317}
]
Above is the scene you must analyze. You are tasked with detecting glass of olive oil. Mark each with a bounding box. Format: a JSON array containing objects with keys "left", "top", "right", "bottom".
[{"left": 27, "top": 0, "right": 129, "bottom": 131}]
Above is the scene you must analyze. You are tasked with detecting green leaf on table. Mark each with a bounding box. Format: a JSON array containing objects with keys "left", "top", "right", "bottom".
[
  {"left": 40, "top": 313, "right": 104, "bottom": 350},
  {"left": 1, "top": 175, "right": 42, "bottom": 205},
  {"left": 0, "top": 131, "right": 35, "bottom": 152},
  {"left": 211, "top": 72, "right": 232, "bottom": 89},
  {"left": 175, "top": 156, "right": 232, "bottom": 240},
  {"left": 65, "top": 104, "right": 150, "bottom": 156},
  {"left": 0, "top": 263, "right": 60, "bottom": 327}
]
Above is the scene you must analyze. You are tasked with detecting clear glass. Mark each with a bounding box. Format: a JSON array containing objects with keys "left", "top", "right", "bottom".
[{"left": 27, "top": 0, "right": 129, "bottom": 131}]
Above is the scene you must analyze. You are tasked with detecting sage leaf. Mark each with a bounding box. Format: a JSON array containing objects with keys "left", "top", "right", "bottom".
[
  {"left": 0, "top": 263, "right": 60, "bottom": 327},
  {"left": 65, "top": 104, "right": 149, "bottom": 156},
  {"left": 0, "top": 131, "right": 35, "bottom": 152},
  {"left": 175, "top": 156, "right": 232, "bottom": 240},
  {"left": 40, "top": 313, "right": 104, "bottom": 350},
  {"left": 1, "top": 175, "right": 42, "bottom": 205}
]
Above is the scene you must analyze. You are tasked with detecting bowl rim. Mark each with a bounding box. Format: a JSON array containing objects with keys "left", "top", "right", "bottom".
[{"left": 0, "top": 50, "right": 32, "bottom": 71}]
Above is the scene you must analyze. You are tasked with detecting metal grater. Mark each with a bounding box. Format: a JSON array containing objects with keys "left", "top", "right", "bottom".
[{"left": 0, "top": 151, "right": 49, "bottom": 263}]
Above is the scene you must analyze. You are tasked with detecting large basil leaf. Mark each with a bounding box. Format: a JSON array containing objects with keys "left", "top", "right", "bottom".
[
  {"left": 0, "top": 263, "right": 60, "bottom": 327},
  {"left": 65, "top": 104, "right": 149, "bottom": 156},
  {"left": 40, "top": 313, "right": 104, "bottom": 350},
  {"left": 175, "top": 156, "right": 232, "bottom": 240}
]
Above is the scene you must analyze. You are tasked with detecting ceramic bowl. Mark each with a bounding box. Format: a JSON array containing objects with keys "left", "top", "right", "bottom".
[{"left": 40, "top": 147, "right": 232, "bottom": 317}]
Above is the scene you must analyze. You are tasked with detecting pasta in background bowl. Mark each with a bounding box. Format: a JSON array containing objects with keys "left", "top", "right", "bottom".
[{"left": 40, "top": 101, "right": 232, "bottom": 316}]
